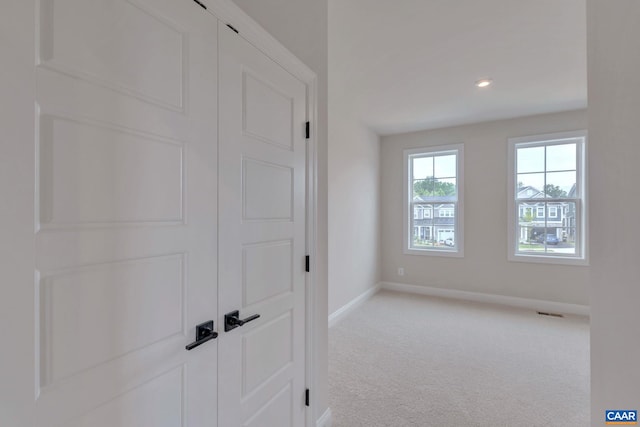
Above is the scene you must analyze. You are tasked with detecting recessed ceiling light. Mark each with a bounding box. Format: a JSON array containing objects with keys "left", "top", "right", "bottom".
[{"left": 475, "top": 78, "right": 493, "bottom": 88}]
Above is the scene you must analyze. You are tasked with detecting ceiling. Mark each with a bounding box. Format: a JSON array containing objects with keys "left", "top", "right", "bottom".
[{"left": 329, "top": 0, "right": 587, "bottom": 135}]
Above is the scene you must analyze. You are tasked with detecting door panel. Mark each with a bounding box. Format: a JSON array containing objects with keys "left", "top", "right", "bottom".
[
  {"left": 38, "top": 114, "right": 184, "bottom": 226},
  {"left": 33, "top": 0, "right": 218, "bottom": 426},
  {"left": 218, "top": 25, "right": 307, "bottom": 427},
  {"left": 38, "top": 0, "right": 185, "bottom": 110}
]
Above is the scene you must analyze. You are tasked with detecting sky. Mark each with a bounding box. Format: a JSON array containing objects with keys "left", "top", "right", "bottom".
[
  {"left": 411, "top": 142, "right": 578, "bottom": 195},
  {"left": 516, "top": 143, "right": 577, "bottom": 194},
  {"left": 412, "top": 154, "right": 456, "bottom": 180}
]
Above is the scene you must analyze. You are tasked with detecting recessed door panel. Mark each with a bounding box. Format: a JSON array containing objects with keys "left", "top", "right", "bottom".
[
  {"left": 39, "top": 254, "right": 184, "bottom": 386},
  {"left": 243, "top": 158, "right": 293, "bottom": 221},
  {"left": 243, "top": 240, "right": 293, "bottom": 306},
  {"left": 67, "top": 366, "right": 184, "bottom": 427},
  {"left": 243, "top": 313, "right": 293, "bottom": 394},
  {"left": 243, "top": 72, "right": 294, "bottom": 149},
  {"left": 38, "top": 115, "right": 183, "bottom": 227},
  {"left": 38, "top": 0, "right": 184, "bottom": 109},
  {"left": 243, "top": 383, "right": 293, "bottom": 427}
]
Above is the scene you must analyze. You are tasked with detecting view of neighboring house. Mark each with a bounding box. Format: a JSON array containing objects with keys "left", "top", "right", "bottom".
[
  {"left": 516, "top": 184, "right": 577, "bottom": 244},
  {"left": 413, "top": 197, "right": 455, "bottom": 245},
  {"left": 412, "top": 184, "right": 577, "bottom": 248}
]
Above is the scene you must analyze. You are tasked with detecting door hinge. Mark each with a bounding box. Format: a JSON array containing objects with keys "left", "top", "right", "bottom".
[
  {"left": 305, "top": 255, "right": 310, "bottom": 273},
  {"left": 192, "top": 0, "right": 207, "bottom": 10},
  {"left": 305, "top": 389, "right": 310, "bottom": 407},
  {"left": 305, "top": 121, "right": 310, "bottom": 139},
  {"left": 226, "top": 23, "right": 239, "bottom": 34}
]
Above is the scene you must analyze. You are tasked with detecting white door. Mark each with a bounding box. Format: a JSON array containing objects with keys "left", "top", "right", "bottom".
[
  {"left": 2, "top": 0, "right": 219, "bottom": 425},
  {"left": 217, "top": 25, "right": 308, "bottom": 427}
]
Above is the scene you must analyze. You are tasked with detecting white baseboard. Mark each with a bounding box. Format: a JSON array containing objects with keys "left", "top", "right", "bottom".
[
  {"left": 316, "top": 408, "right": 332, "bottom": 427},
  {"left": 380, "top": 282, "right": 590, "bottom": 316},
  {"left": 328, "top": 284, "right": 381, "bottom": 328}
]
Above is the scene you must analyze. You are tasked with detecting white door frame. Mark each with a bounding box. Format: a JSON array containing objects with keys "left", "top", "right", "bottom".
[{"left": 202, "top": 2, "right": 319, "bottom": 425}]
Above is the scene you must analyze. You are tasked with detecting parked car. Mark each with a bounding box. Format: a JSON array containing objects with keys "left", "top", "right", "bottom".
[
  {"left": 536, "top": 233, "right": 559, "bottom": 245},
  {"left": 444, "top": 238, "right": 455, "bottom": 247}
]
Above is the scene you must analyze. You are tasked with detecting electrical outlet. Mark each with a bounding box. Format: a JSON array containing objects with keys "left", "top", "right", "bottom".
[{"left": 397, "top": 267, "right": 404, "bottom": 276}]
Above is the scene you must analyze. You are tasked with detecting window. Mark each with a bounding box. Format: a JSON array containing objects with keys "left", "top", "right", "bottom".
[
  {"left": 439, "top": 207, "right": 454, "bottom": 217},
  {"left": 508, "top": 131, "right": 587, "bottom": 265},
  {"left": 413, "top": 204, "right": 433, "bottom": 220},
  {"left": 404, "top": 144, "right": 464, "bottom": 256}
]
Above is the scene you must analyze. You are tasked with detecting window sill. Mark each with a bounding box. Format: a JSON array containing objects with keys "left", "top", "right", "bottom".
[
  {"left": 508, "top": 252, "right": 589, "bottom": 266},
  {"left": 404, "top": 247, "right": 464, "bottom": 258}
]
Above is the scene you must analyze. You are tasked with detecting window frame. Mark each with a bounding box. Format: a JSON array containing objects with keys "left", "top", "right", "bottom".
[
  {"left": 507, "top": 130, "right": 588, "bottom": 265},
  {"left": 403, "top": 144, "right": 464, "bottom": 257}
]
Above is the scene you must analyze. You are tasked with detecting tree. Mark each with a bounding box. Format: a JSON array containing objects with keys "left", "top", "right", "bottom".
[
  {"left": 522, "top": 212, "right": 535, "bottom": 223},
  {"left": 413, "top": 177, "right": 456, "bottom": 197},
  {"left": 544, "top": 184, "right": 567, "bottom": 198}
]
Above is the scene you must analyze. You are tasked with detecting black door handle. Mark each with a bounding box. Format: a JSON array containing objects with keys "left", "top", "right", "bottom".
[
  {"left": 224, "top": 310, "right": 260, "bottom": 332},
  {"left": 185, "top": 320, "right": 218, "bottom": 350}
]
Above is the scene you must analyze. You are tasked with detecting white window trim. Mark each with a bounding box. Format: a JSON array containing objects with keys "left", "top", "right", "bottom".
[
  {"left": 507, "top": 130, "right": 588, "bottom": 266},
  {"left": 403, "top": 144, "right": 464, "bottom": 257}
]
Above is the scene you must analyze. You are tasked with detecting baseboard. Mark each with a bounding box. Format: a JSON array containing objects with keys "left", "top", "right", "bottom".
[
  {"left": 316, "top": 408, "right": 332, "bottom": 427},
  {"left": 380, "top": 282, "right": 590, "bottom": 316},
  {"left": 328, "top": 284, "right": 381, "bottom": 328}
]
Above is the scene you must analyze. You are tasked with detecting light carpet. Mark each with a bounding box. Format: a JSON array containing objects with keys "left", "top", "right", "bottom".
[{"left": 329, "top": 290, "right": 590, "bottom": 427}]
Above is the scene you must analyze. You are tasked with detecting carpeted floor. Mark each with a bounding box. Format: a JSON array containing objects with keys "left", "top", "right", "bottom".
[{"left": 329, "top": 290, "right": 590, "bottom": 427}]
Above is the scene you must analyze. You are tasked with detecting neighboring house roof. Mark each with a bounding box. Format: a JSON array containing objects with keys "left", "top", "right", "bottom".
[{"left": 517, "top": 185, "right": 546, "bottom": 199}]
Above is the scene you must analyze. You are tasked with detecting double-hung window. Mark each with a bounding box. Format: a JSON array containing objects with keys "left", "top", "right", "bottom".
[
  {"left": 508, "top": 131, "right": 587, "bottom": 265},
  {"left": 404, "top": 144, "right": 464, "bottom": 256}
]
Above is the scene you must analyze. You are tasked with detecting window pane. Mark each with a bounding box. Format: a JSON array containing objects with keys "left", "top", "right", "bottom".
[
  {"left": 545, "top": 171, "right": 576, "bottom": 198},
  {"left": 411, "top": 203, "right": 434, "bottom": 250},
  {"left": 517, "top": 173, "right": 544, "bottom": 198},
  {"left": 517, "top": 146, "right": 545, "bottom": 173},
  {"left": 546, "top": 143, "right": 576, "bottom": 172},
  {"left": 412, "top": 156, "right": 433, "bottom": 180},
  {"left": 434, "top": 154, "right": 456, "bottom": 178}
]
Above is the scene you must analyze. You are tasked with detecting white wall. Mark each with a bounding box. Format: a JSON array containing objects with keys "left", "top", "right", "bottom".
[
  {"left": 587, "top": 1, "right": 640, "bottom": 423},
  {"left": 381, "top": 110, "right": 589, "bottom": 306},
  {"left": 327, "top": 0, "right": 381, "bottom": 314},
  {"left": 327, "top": 0, "right": 382, "bottom": 316},
  {"left": 230, "top": 0, "right": 330, "bottom": 421},
  {"left": 327, "top": 103, "right": 380, "bottom": 314}
]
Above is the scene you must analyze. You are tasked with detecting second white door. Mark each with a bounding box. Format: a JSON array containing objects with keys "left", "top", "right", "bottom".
[{"left": 217, "top": 24, "right": 308, "bottom": 427}]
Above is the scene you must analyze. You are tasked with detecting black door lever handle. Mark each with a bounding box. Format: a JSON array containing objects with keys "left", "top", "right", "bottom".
[
  {"left": 224, "top": 310, "right": 260, "bottom": 332},
  {"left": 185, "top": 320, "right": 218, "bottom": 350}
]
